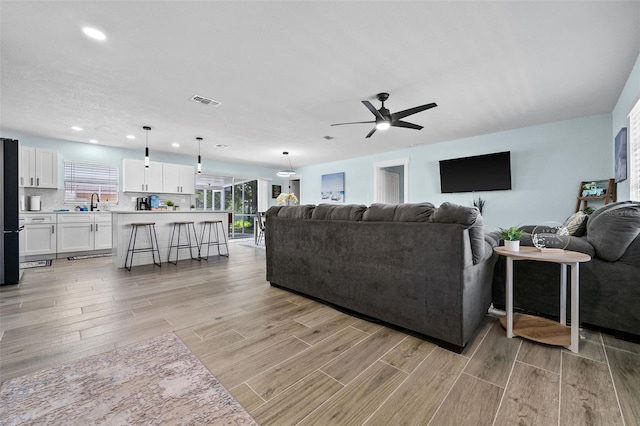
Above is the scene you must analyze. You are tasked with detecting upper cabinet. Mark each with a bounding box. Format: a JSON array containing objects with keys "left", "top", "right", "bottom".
[
  {"left": 162, "top": 163, "right": 195, "bottom": 194},
  {"left": 19, "top": 147, "right": 58, "bottom": 188},
  {"left": 122, "top": 159, "right": 163, "bottom": 193},
  {"left": 123, "top": 159, "right": 193, "bottom": 194}
]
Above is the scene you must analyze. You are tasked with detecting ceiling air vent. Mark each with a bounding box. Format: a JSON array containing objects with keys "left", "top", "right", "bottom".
[{"left": 190, "top": 95, "right": 221, "bottom": 107}]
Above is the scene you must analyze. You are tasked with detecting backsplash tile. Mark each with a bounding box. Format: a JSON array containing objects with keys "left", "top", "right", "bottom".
[{"left": 21, "top": 188, "right": 194, "bottom": 212}]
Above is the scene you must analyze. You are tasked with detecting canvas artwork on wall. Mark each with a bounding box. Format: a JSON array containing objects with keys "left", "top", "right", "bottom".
[
  {"left": 321, "top": 172, "right": 345, "bottom": 203},
  {"left": 615, "top": 127, "right": 627, "bottom": 183}
]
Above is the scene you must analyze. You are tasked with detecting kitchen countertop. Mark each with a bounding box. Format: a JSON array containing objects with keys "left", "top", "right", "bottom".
[{"left": 110, "top": 210, "right": 232, "bottom": 214}]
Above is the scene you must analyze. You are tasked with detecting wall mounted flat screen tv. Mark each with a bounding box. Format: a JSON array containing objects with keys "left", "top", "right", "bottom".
[{"left": 439, "top": 151, "right": 512, "bottom": 193}]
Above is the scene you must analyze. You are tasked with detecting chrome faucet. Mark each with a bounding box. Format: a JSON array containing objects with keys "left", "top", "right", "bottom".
[{"left": 90, "top": 193, "right": 100, "bottom": 211}]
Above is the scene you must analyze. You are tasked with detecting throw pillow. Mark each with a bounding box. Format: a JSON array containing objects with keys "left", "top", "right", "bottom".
[{"left": 562, "top": 211, "right": 588, "bottom": 236}]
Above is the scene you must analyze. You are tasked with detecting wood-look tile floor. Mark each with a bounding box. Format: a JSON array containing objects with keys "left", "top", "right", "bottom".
[{"left": 2, "top": 243, "right": 639, "bottom": 425}]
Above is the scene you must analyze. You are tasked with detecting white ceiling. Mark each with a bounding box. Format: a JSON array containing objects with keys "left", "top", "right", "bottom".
[{"left": 1, "top": 1, "right": 639, "bottom": 170}]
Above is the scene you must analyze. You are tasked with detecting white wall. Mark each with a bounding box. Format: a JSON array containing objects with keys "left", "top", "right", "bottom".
[
  {"left": 300, "top": 113, "right": 613, "bottom": 231},
  {"left": 612, "top": 52, "right": 640, "bottom": 201}
]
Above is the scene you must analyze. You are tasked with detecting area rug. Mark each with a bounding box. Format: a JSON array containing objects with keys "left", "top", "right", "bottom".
[
  {"left": 0, "top": 333, "right": 257, "bottom": 425},
  {"left": 19, "top": 260, "right": 51, "bottom": 269}
]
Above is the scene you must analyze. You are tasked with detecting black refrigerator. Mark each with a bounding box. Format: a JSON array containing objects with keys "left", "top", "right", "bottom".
[{"left": 1, "top": 138, "right": 22, "bottom": 285}]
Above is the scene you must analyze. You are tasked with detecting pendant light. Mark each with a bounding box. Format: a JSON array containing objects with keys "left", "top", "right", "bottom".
[
  {"left": 196, "top": 137, "right": 203, "bottom": 174},
  {"left": 277, "top": 151, "right": 296, "bottom": 177},
  {"left": 143, "top": 126, "right": 151, "bottom": 168}
]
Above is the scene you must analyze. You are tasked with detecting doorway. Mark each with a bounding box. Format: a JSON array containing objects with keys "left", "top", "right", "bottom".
[{"left": 373, "top": 158, "right": 409, "bottom": 204}]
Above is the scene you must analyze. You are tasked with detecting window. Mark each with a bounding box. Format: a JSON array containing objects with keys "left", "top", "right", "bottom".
[
  {"left": 64, "top": 160, "right": 118, "bottom": 204},
  {"left": 630, "top": 99, "right": 640, "bottom": 201}
]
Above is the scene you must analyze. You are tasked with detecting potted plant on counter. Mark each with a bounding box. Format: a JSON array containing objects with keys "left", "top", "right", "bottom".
[
  {"left": 165, "top": 200, "right": 175, "bottom": 211},
  {"left": 499, "top": 226, "right": 523, "bottom": 252}
]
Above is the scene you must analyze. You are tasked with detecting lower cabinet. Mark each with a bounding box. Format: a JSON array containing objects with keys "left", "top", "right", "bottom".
[
  {"left": 57, "top": 213, "right": 112, "bottom": 253},
  {"left": 20, "top": 214, "right": 57, "bottom": 257},
  {"left": 94, "top": 214, "right": 113, "bottom": 250}
]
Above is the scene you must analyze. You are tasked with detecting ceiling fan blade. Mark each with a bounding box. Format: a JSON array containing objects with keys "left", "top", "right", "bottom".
[
  {"left": 330, "top": 120, "right": 375, "bottom": 126},
  {"left": 391, "top": 120, "right": 423, "bottom": 130},
  {"left": 391, "top": 102, "right": 437, "bottom": 121},
  {"left": 365, "top": 127, "right": 377, "bottom": 138},
  {"left": 362, "top": 100, "right": 385, "bottom": 120}
]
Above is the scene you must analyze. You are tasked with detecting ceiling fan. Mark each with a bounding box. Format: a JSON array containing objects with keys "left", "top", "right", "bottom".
[{"left": 331, "top": 92, "right": 437, "bottom": 138}]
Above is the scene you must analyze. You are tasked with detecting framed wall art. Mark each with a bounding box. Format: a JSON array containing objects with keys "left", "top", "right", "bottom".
[
  {"left": 615, "top": 127, "right": 627, "bottom": 183},
  {"left": 321, "top": 172, "right": 345, "bottom": 203},
  {"left": 272, "top": 184, "right": 282, "bottom": 198}
]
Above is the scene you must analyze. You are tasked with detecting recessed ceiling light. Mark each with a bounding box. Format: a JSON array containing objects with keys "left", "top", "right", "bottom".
[
  {"left": 71, "top": 126, "right": 83, "bottom": 131},
  {"left": 89, "top": 139, "right": 98, "bottom": 144},
  {"left": 215, "top": 144, "right": 229, "bottom": 149},
  {"left": 172, "top": 143, "right": 180, "bottom": 147},
  {"left": 126, "top": 135, "right": 135, "bottom": 139},
  {"left": 82, "top": 27, "right": 106, "bottom": 41}
]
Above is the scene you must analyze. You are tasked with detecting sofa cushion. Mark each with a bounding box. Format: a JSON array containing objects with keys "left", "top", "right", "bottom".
[
  {"left": 587, "top": 201, "right": 640, "bottom": 261},
  {"left": 562, "top": 211, "right": 588, "bottom": 236},
  {"left": 362, "top": 203, "right": 397, "bottom": 221},
  {"left": 275, "top": 205, "right": 315, "bottom": 219},
  {"left": 431, "top": 202, "right": 485, "bottom": 264},
  {"left": 312, "top": 204, "right": 366, "bottom": 221},
  {"left": 393, "top": 203, "right": 436, "bottom": 222}
]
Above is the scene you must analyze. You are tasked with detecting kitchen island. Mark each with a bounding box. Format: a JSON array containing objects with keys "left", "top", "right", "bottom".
[{"left": 111, "top": 211, "right": 230, "bottom": 268}]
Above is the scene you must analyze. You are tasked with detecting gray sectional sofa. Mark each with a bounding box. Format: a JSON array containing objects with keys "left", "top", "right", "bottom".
[
  {"left": 491, "top": 201, "right": 640, "bottom": 340},
  {"left": 265, "top": 202, "right": 498, "bottom": 351}
]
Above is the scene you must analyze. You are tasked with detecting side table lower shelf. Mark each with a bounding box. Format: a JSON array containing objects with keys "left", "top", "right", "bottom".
[{"left": 499, "top": 313, "right": 570, "bottom": 347}]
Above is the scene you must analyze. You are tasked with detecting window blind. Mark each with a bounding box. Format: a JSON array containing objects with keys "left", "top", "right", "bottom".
[
  {"left": 630, "top": 99, "right": 640, "bottom": 201},
  {"left": 64, "top": 161, "right": 119, "bottom": 204}
]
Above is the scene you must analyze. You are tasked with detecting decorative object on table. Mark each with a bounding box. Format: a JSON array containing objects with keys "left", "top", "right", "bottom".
[
  {"left": 165, "top": 200, "right": 175, "bottom": 210},
  {"left": 531, "top": 221, "right": 570, "bottom": 251},
  {"left": 472, "top": 195, "right": 485, "bottom": 215},
  {"left": 0, "top": 333, "right": 257, "bottom": 425},
  {"left": 499, "top": 226, "right": 523, "bottom": 252},
  {"left": 583, "top": 206, "right": 595, "bottom": 215},
  {"left": 272, "top": 184, "right": 281, "bottom": 199},
  {"left": 321, "top": 172, "right": 345, "bottom": 203},
  {"left": 190, "top": 204, "right": 195, "bottom": 211},
  {"left": 276, "top": 192, "right": 298, "bottom": 206},
  {"left": 614, "top": 127, "right": 628, "bottom": 183}
]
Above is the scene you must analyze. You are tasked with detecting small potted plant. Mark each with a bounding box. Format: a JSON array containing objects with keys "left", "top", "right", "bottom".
[
  {"left": 165, "top": 200, "right": 174, "bottom": 210},
  {"left": 499, "top": 226, "right": 524, "bottom": 252},
  {"left": 190, "top": 204, "right": 195, "bottom": 211}
]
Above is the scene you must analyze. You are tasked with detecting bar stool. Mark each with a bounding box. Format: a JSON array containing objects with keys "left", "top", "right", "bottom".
[
  {"left": 199, "top": 220, "right": 229, "bottom": 260},
  {"left": 124, "top": 222, "right": 161, "bottom": 271},
  {"left": 168, "top": 221, "right": 200, "bottom": 265}
]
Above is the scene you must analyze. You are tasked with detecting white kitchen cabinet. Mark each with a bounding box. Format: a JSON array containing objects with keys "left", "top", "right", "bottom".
[
  {"left": 20, "top": 214, "right": 57, "bottom": 256},
  {"left": 94, "top": 213, "right": 113, "bottom": 250},
  {"left": 162, "top": 163, "right": 195, "bottom": 194},
  {"left": 122, "top": 159, "right": 163, "bottom": 193},
  {"left": 57, "top": 213, "right": 112, "bottom": 253},
  {"left": 19, "top": 147, "right": 58, "bottom": 188}
]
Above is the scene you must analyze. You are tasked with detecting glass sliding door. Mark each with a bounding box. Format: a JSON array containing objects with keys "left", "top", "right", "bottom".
[
  {"left": 228, "top": 179, "right": 257, "bottom": 239},
  {"left": 195, "top": 174, "right": 259, "bottom": 240}
]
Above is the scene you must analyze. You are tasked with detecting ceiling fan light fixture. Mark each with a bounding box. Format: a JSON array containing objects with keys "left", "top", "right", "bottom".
[
  {"left": 277, "top": 151, "right": 296, "bottom": 177},
  {"left": 376, "top": 121, "right": 391, "bottom": 131}
]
